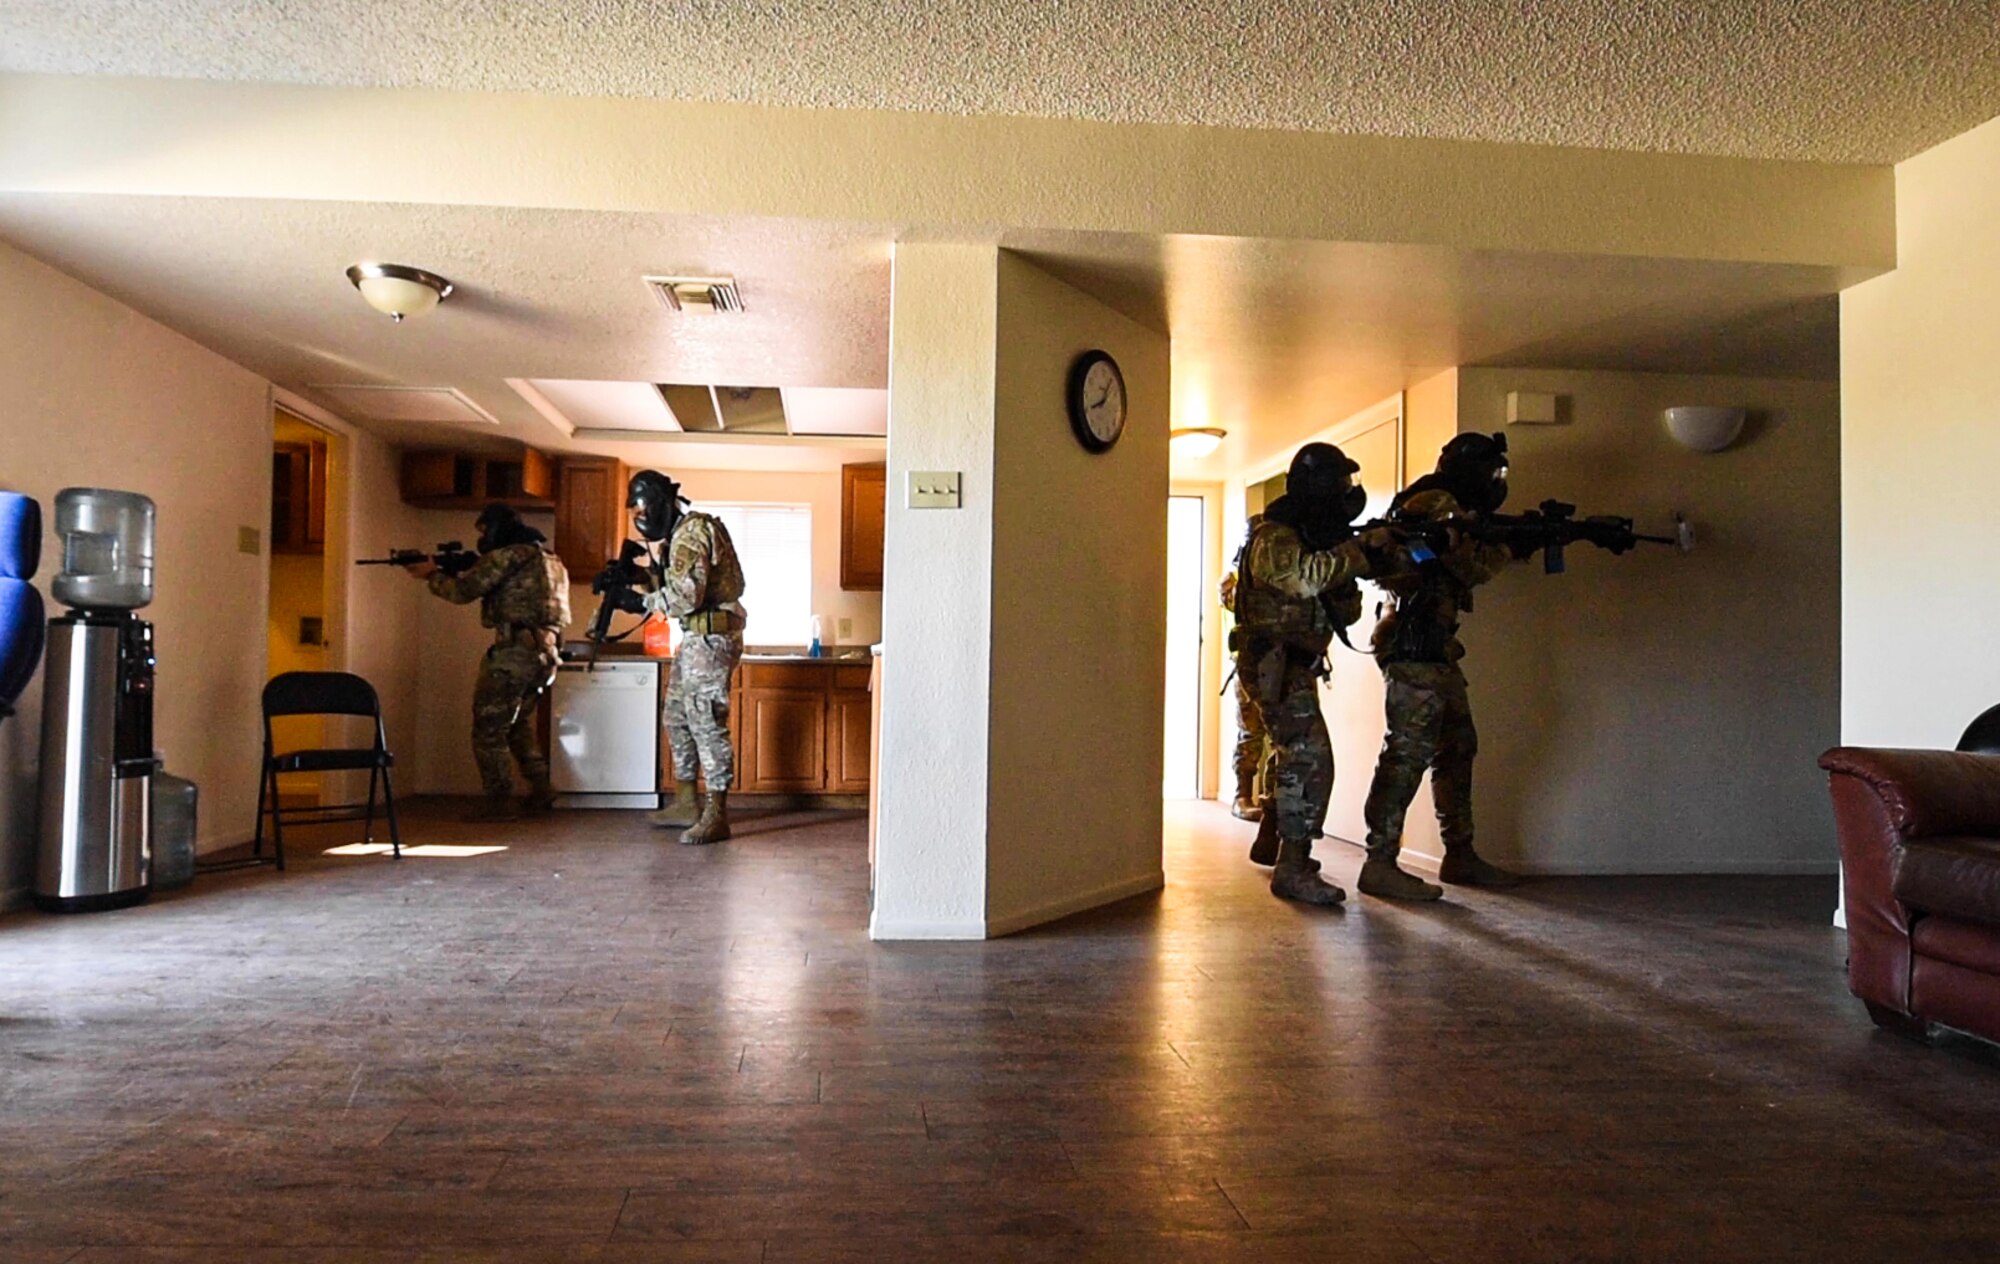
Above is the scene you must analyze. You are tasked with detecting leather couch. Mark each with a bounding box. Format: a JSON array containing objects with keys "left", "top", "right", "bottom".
[{"left": 1822, "top": 747, "right": 2000, "bottom": 1044}]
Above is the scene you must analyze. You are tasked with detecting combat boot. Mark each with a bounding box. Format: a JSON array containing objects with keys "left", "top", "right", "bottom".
[
  {"left": 462, "top": 794, "right": 520, "bottom": 824},
  {"left": 1248, "top": 805, "right": 1319, "bottom": 872},
  {"left": 680, "top": 791, "right": 732, "bottom": 846},
  {"left": 1269, "top": 838, "right": 1345, "bottom": 906},
  {"left": 1230, "top": 771, "right": 1262, "bottom": 821},
  {"left": 651, "top": 784, "right": 699, "bottom": 829},
  {"left": 1438, "top": 848, "right": 1522, "bottom": 888},
  {"left": 524, "top": 775, "right": 558, "bottom": 813},
  {"left": 1357, "top": 858, "right": 1443, "bottom": 902}
]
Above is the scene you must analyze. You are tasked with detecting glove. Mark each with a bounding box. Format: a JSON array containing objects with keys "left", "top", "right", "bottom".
[{"left": 609, "top": 586, "right": 650, "bottom": 615}]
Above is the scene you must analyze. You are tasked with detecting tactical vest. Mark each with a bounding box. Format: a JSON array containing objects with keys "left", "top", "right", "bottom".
[
  {"left": 1233, "top": 519, "right": 1338, "bottom": 655},
  {"left": 480, "top": 543, "right": 570, "bottom": 638}
]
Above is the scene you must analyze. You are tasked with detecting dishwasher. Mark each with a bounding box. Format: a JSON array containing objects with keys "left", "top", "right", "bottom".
[{"left": 549, "top": 659, "right": 661, "bottom": 808}]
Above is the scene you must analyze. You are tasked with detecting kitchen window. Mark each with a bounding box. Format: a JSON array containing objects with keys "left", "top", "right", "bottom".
[{"left": 696, "top": 501, "right": 813, "bottom": 646}]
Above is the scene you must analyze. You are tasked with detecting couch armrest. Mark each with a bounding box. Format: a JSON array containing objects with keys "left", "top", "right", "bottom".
[
  {"left": 1819, "top": 748, "right": 2000, "bottom": 839},
  {"left": 1821, "top": 748, "right": 1937, "bottom": 1015}
]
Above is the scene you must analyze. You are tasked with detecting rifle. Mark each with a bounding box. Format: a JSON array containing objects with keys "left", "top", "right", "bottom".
[
  {"left": 1364, "top": 500, "right": 1679, "bottom": 575},
  {"left": 355, "top": 541, "right": 480, "bottom": 576},
  {"left": 581, "top": 539, "right": 651, "bottom": 666}
]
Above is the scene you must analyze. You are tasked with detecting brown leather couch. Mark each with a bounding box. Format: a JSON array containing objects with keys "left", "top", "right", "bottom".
[{"left": 1822, "top": 748, "right": 2000, "bottom": 1044}]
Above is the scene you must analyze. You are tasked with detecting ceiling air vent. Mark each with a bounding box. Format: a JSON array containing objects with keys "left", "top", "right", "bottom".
[{"left": 643, "top": 275, "right": 743, "bottom": 314}]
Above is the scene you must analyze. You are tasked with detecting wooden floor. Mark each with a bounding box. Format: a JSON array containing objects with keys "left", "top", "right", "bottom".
[{"left": 4, "top": 799, "right": 1999, "bottom": 1262}]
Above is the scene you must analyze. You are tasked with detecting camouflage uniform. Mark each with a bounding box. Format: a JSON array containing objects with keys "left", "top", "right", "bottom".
[
  {"left": 1234, "top": 519, "right": 1372, "bottom": 847},
  {"left": 1361, "top": 488, "right": 1514, "bottom": 864},
  {"left": 1231, "top": 675, "right": 1271, "bottom": 792},
  {"left": 429, "top": 542, "right": 571, "bottom": 798},
  {"left": 642, "top": 512, "right": 747, "bottom": 790}
]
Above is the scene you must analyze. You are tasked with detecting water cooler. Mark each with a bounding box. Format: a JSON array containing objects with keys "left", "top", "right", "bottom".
[{"left": 34, "top": 488, "right": 158, "bottom": 913}]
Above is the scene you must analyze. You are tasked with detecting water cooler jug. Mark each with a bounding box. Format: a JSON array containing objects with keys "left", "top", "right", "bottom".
[{"left": 35, "top": 488, "right": 158, "bottom": 913}]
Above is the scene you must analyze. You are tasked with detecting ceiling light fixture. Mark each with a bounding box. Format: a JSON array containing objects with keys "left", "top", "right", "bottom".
[
  {"left": 345, "top": 263, "right": 454, "bottom": 322},
  {"left": 1170, "top": 427, "right": 1227, "bottom": 459}
]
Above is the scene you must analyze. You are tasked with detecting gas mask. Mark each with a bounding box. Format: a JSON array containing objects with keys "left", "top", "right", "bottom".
[
  {"left": 627, "top": 469, "right": 687, "bottom": 543},
  {"left": 474, "top": 503, "right": 541, "bottom": 554},
  {"left": 1436, "top": 432, "right": 1510, "bottom": 514},
  {"left": 1283, "top": 442, "right": 1366, "bottom": 549}
]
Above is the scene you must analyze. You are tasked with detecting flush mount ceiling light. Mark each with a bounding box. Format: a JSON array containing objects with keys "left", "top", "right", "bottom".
[
  {"left": 345, "top": 263, "right": 454, "bottom": 322},
  {"left": 1170, "top": 427, "right": 1227, "bottom": 459}
]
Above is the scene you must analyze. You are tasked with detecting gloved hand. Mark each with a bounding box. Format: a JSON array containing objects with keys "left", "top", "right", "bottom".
[{"left": 609, "top": 586, "right": 650, "bottom": 615}]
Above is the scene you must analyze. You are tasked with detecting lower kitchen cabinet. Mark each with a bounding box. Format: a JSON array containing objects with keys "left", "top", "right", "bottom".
[{"left": 660, "top": 658, "right": 870, "bottom": 801}]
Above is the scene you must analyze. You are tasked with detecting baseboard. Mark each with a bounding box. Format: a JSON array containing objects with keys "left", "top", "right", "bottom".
[
  {"left": 984, "top": 870, "right": 1166, "bottom": 939},
  {"left": 1340, "top": 838, "right": 1839, "bottom": 878},
  {"left": 868, "top": 915, "right": 987, "bottom": 941}
]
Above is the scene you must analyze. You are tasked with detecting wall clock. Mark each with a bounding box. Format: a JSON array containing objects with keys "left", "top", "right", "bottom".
[{"left": 1066, "top": 349, "right": 1127, "bottom": 453}]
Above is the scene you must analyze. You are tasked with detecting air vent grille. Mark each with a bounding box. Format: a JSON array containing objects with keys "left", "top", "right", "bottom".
[{"left": 642, "top": 275, "right": 744, "bottom": 314}]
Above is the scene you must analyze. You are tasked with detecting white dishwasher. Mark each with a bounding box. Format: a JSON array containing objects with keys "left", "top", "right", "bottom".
[{"left": 550, "top": 659, "right": 661, "bottom": 808}]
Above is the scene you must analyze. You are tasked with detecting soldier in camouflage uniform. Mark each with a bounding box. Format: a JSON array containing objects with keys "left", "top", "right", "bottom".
[
  {"left": 1358, "top": 433, "right": 1524, "bottom": 901},
  {"left": 1217, "top": 559, "right": 1271, "bottom": 821},
  {"left": 608, "top": 470, "right": 747, "bottom": 846},
  {"left": 408, "top": 503, "right": 571, "bottom": 822},
  {"left": 1232, "top": 443, "right": 1398, "bottom": 906}
]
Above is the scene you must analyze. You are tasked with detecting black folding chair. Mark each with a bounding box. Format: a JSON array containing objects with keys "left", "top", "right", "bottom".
[{"left": 227, "top": 671, "right": 402, "bottom": 871}]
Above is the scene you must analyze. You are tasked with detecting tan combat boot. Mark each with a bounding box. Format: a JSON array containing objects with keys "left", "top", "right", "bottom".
[
  {"left": 1437, "top": 848, "right": 1522, "bottom": 888},
  {"left": 1357, "top": 858, "right": 1443, "bottom": 902},
  {"left": 1269, "top": 838, "right": 1345, "bottom": 906},
  {"left": 1230, "top": 770, "right": 1263, "bottom": 822},
  {"left": 650, "top": 784, "right": 698, "bottom": 829},
  {"left": 680, "top": 791, "right": 732, "bottom": 846}
]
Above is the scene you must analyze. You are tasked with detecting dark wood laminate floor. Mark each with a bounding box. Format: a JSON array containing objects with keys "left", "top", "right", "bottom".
[{"left": 4, "top": 800, "right": 1998, "bottom": 1263}]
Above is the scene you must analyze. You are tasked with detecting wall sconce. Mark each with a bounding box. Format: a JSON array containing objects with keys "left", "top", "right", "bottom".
[
  {"left": 1663, "top": 406, "right": 1745, "bottom": 453},
  {"left": 346, "top": 263, "right": 454, "bottom": 322},
  {"left": 1169, "top": 427, "right": 1227, "bottom": 459}
]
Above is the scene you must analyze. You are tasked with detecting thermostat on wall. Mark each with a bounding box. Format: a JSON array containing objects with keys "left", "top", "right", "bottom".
[{"left": 1506, "top": 391, "right": 1559, "bottom": 425}]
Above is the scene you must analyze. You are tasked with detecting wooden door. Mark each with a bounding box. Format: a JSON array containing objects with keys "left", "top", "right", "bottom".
[{"left": 841, "top": 462, "right": 887, "bottom": 590}]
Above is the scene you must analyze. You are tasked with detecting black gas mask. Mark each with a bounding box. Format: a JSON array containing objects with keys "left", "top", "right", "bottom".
[
  {"left": 1435, "top": 432, "right": 1510, "bottom": 514},
  {"left": 627, "top": 469, "right": 688, "bottom": 543},
  {"left": 1275, "top": 442, "right": 1366, "bottom": 549},
  {"left": 474, "top": 503, "right": 544, "bottom": 554}
]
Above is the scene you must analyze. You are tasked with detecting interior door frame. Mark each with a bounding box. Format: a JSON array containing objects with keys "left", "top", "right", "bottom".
[{"left": 1168, "top": 480, "right": 1226, "bottom": 801}]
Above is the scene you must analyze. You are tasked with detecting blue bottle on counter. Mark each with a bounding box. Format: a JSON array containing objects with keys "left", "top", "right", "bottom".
[{"left": 808, "top": 615, "right": 823, "bottom": 658}]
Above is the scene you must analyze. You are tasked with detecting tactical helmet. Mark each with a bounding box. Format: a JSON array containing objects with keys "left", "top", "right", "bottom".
[
  {"left": 1434, "top": 432, "right": 1510, "bottom": 513},
  {"left": 626, "top": 469, "right": 688, "bottom": 542},
  {"left": 475, "top": 502, "right": 544, "bottom": 552},
  {"left": 1288, "top": 442, "right": 1367, "bottom": 525}
]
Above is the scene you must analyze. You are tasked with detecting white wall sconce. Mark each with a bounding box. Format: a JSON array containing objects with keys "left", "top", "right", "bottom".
[
  {"left": 1169, "top": 427, "right": 1227, "bottom": 459},
  {"left": 1663, "top": 406, "right": 1746, "bottom": 453},
  {"left": 346, "top": 262, "right": 454, "bottom": 322}
]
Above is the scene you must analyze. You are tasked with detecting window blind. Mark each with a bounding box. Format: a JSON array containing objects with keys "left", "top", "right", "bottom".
[{"left": 696, "top": 501, "right": 813, "bottom": 646}]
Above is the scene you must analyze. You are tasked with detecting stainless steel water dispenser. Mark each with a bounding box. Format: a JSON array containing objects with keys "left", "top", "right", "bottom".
[{"left": 35, "top": 488, "right": 158, "bottom": 913}]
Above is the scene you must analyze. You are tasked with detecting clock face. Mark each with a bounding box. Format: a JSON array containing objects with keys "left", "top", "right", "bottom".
[{"left": 1067, "top": 350, "right": 1127, "bottom": 453}]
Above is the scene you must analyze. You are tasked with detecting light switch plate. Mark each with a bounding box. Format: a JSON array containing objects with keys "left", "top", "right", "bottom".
[
  {"left": 908, "top": 470, "right": 962, "bottom": 509},
  {"left": 1506, "top": 391, "right": 1560, "bottom": 425},
  {"left": 237, "top": 526, "right": 262, "bottom": 555},
  {"left": 837, "top": 617, "right": 853, "bottom": 639}
]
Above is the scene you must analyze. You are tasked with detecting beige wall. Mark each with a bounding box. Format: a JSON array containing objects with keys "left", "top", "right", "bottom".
[
  {"left": 406, "top": 466, "right": 886, "bottom": 796},
  {"left": 0, "top": 239, "right": 271, "bottom": 897},
  {"left": 986, "top": 251, "right": 1169, "bottom": 935},
  {"left": 1842, "top": 112, "right": 2000, "bottom": 749},
  {"left": 1451, "top": 368, "right": 1840, "bottom": 873}
]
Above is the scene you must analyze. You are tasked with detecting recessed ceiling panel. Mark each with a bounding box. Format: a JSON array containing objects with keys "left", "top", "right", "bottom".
[
  {"left": 782, "top": 387, "right": 888, "bottom": 437},
  {"left": 519, "top": 379, "right": 680, "bottom": 432},
  {"left": 311, "top": 384, "right": 498, "bottom": 424}
]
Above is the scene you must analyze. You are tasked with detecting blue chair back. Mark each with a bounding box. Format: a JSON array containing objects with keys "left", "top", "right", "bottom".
[{"left": 0, "top": 492, "right": 45, "bottom": 717}]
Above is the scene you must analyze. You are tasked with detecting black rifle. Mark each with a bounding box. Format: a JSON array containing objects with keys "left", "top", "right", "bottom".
[
  {"left": 581, "top": 539, "right": 651, "bottom": 666},
  {"left": 1366, "top": 500, "right": 1677, "bottom": 575},
  {"left": 355, "top": 541, "right": 480, "bottom": 576}
]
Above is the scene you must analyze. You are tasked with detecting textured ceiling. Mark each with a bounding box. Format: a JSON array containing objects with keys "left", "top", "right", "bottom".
[
  {"left": 5, "top": 1, "right": 2000, "bottom": 163},
  {"left": 0, "top": 193, "right": 1840, "bottom": 477}
]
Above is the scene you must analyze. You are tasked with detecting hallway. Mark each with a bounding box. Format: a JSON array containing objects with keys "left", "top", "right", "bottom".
[{"left": 3, "top": 801, "right": 1997, "bottom": 1261}]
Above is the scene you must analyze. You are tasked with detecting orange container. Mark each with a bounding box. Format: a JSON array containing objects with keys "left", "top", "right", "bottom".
[{"left": 642, "top": 617, "right": 675, "bottom": 658}]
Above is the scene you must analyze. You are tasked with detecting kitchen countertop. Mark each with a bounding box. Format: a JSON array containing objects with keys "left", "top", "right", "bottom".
[{"left": 562, "top": 642, "right": 869, "bottom": 665}]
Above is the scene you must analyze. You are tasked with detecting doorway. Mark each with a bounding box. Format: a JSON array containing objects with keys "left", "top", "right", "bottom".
[
  {"left": 1163, "top": 494, "right": 1206, "bottom": 798},
  {"left": 267, "top": 411, "right": 336, "bottom": 808}
]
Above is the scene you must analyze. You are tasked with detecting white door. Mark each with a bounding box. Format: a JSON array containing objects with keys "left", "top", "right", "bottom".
[{"left": 1163, "top": 495, "right": 1205, "bottom": 798}]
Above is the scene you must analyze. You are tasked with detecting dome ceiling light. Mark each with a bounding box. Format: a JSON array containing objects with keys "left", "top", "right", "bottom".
[
  {"left": 345, "top": 262, "right": 454, "bottom": 322},
  {"left": 1169, "top": 427, "right": 1227, "bottom": 459}
]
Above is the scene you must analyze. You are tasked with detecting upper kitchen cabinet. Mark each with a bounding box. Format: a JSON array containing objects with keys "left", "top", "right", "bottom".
[
  {"left": 553, "top": 456, "right": 630, "bottom": 578},
  {"left": 400, "top": 444, "right": 553, "bottom": 511},
  {"left": 841, "top": 461, "right": 886, "bottom": 590},
  {"left": 271, "top": 438, "right": 327, "bottom": 555}
]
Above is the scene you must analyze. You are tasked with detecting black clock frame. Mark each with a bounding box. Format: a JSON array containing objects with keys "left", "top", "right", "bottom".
[{"left": 1065, "top": 349, "right": 1126, "bottom": 454}]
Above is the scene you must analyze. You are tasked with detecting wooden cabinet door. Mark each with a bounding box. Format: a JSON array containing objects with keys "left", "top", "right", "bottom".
[
  {"left": 555, "top": 457, "right": 627, "bottom": 579},
  {"left": 841, "top": 462, "right": 886, "bottom": 590},
  {"left": 740, "top": 688, "right": 827, "bottom": 793},
  {"left": 826, "top": 688, "right": 873, "bottom": 794}
]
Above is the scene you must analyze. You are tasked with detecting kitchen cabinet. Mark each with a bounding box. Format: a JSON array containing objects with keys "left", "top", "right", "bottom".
[
  {"left": 400, "top": 445, "right": 553, "bottom": 511},
  {"left": 840, "top": 462, "right": 886, "bottom": 590},
  {"left": 271, "top": 439, "right": 327, "bottom": 554},
  {"left": 658, "top": 657, "right": 870, "bottom": 803},
  {"left": 553, "top": 456, "right": 629, "bottom": 578}
]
